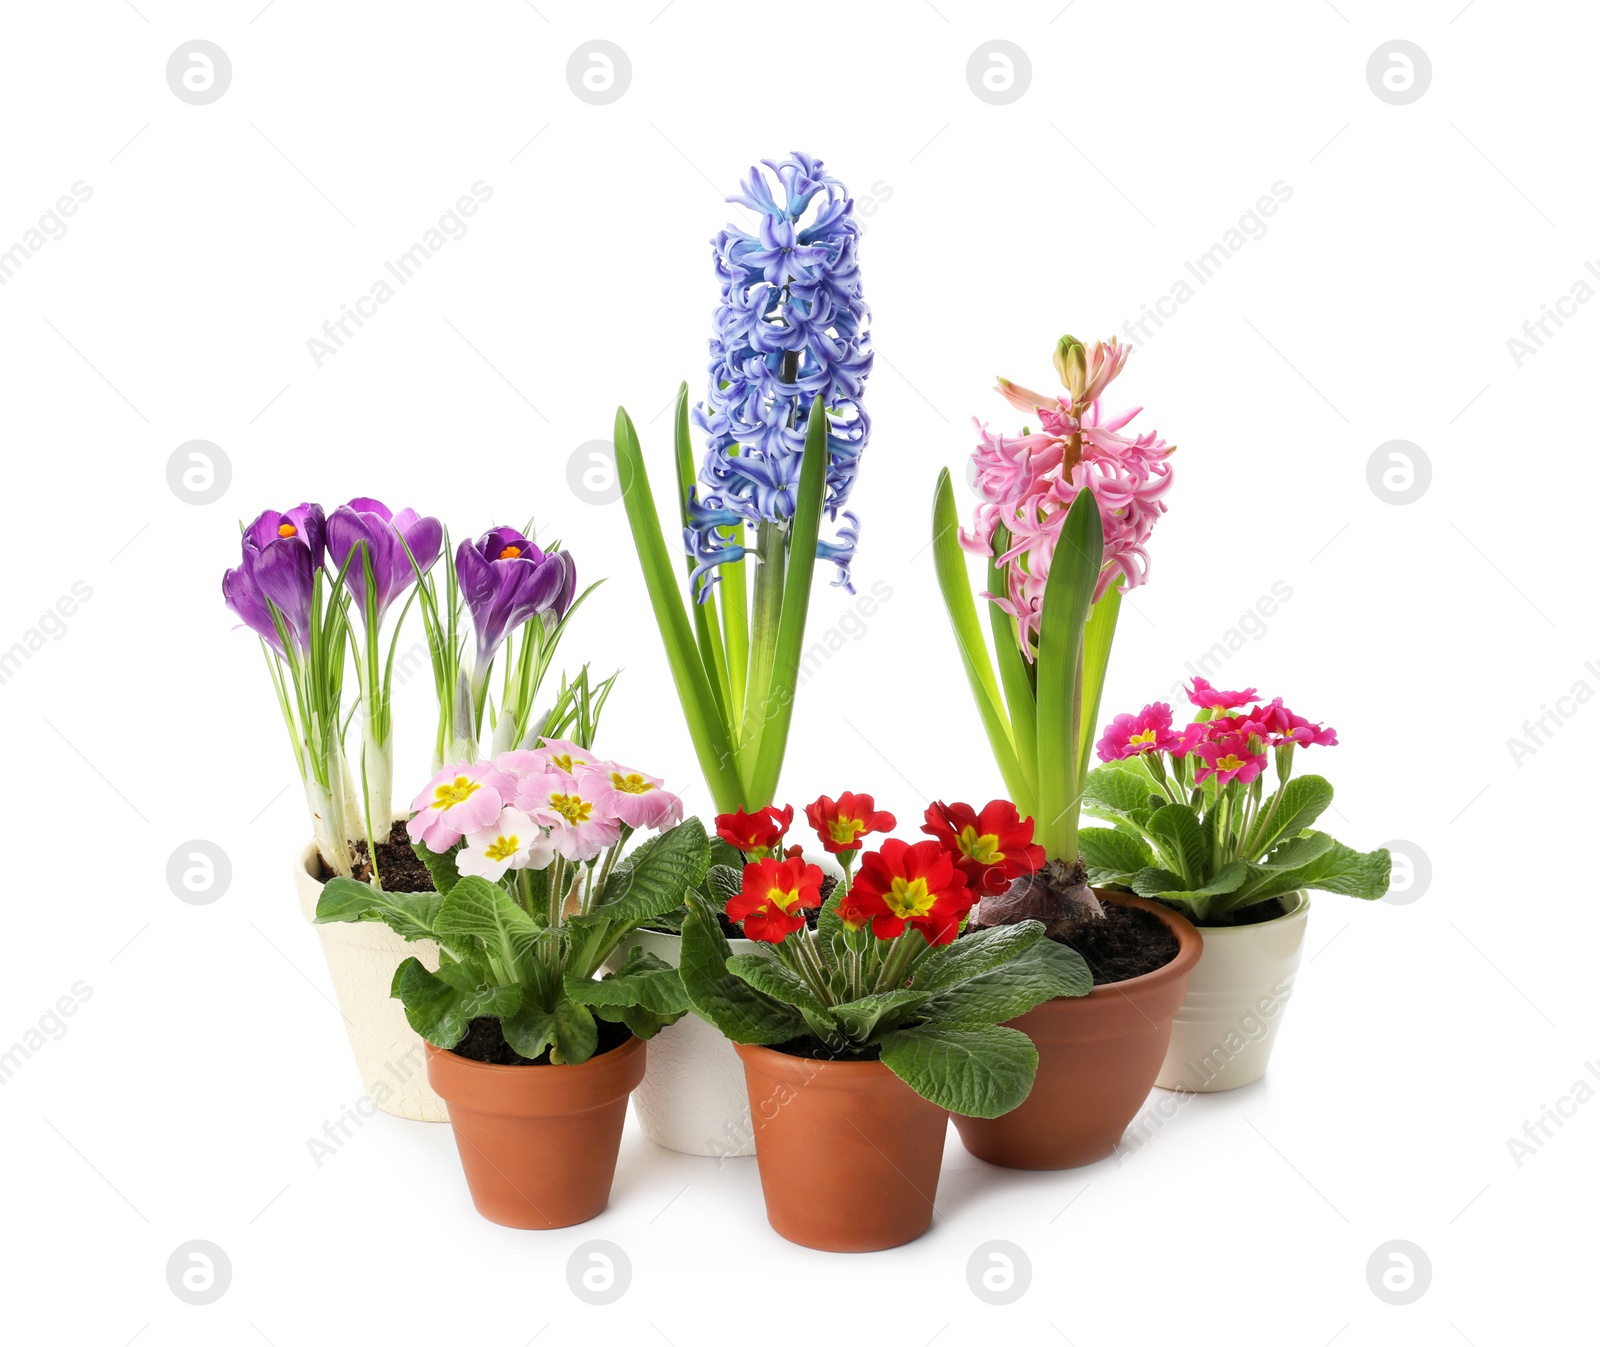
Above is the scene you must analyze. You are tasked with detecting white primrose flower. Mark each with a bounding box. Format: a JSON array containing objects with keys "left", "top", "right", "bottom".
[{"left": 455, "top": 807, "right": 554, "bottom": 881}]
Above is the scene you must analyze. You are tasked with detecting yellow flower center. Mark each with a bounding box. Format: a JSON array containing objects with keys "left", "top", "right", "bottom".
[
  {"left": 549, "top": 752, "right": 587, "bottom": 772},
  {"left": 1128, "top": 728, "right": 1158, "bottom": 746},
  {"left": 432, "top": 777, "right": 480, "bottom": 808},
  {"left": 484, "top": 834, "right": 520, "bottom": 862},
  {"left": 958, "top": 826, "right": 1003, "bottom": 864},
  {"left": 827, "top": 816, "right": 865, "bottom": 844},
  {"left": 549, "top": 792, "right": 592, "bottom": 824},
  {"left": 884, "top": 876, "right": 936, "bottom": 919},
  {"left": 499, "top": 545, "right": 522, "bottom": 560},
  {"left": 765, "top": 884, "right": 802, "bottom": 913},
  {"left": 277, "top": 522, "right": 297, "bottom": 537},
  {"left": 1215, "top": 754, "right": 1245, "bottom": 771},
  {"left": 610, "top": 771, "right": 653, "bottom": 795}
]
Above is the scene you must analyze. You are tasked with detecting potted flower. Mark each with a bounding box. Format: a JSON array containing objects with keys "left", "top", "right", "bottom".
[
  {"left": 930, "top": 335, "right": 1203, "bottom": 1169},
  {"left": 223, "top": 500, "right": 600, "bottom": 1121},
  {"left": 610, "top": 152, "right": 875, "bottom": 1156},
  {"left": 679, "top": 795, "right": 1090, "bottom": 1251},
  {"left": 1083, "top": 679, "right": 1391, "bottom": 1091},
  {"left": 316, "top": 745, "right": 707, "bottom": 1228}
]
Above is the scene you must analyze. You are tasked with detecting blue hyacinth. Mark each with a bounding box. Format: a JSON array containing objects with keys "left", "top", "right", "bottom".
[{"left": 686, "top": 152, "right": 872, "bottom": 599}]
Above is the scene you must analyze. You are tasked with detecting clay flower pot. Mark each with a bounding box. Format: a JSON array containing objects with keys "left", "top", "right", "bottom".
[
  {"left": 425, "top": 1035, "right": 646, "bottom": 1229},
  {"left": 293, "top": 838, "right": 447, "bottom": 1123},
  {"left": 735, "top": 1043, "right": 948, "bottom": 1252},
  {"left": 952, "top": 893, "right": 1202, "bottom": 1170},
  {"left": 604, "top": 927, "right": 757, "bottom": 1158},
  {"left": 1155, "top": 891, "right": 1310, "bottom": 1093}
]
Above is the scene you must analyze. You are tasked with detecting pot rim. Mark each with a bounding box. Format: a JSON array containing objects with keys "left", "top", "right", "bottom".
[
  {"left": 424, "top": 1032, "right": 644, "bottom": 1079},
  {"left": 1071, "top": 890, "right": 1204, "bottom": 1001},
  {"left": 733, "top": 1040, "right": 905, "bottom": 1078},
  {"left": 1189, "top": 888, "right": 1310, "bottom": 933}
]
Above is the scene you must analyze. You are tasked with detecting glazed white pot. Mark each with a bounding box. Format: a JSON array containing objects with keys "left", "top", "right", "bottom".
[
  {"left": 293, "top": 840, "right": 448, "bottom": 1122},
  {"left": 1154, "top": 892, "right": 1310, "bottom": 1094},
  {"left": 607, "top": 926, "right": 756, "bottom": 1158}
]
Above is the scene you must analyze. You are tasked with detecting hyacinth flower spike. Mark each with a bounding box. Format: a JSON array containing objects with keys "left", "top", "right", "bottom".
[
  {"left": 932, "top": 334, "right": 1176, "bottom": 931},
  {"left": 614, "top": 152, "right": 873, "bottom": 814}
]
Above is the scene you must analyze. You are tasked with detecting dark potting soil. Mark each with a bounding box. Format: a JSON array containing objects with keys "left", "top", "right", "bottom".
[
  {"left": 1055, "top": 903, "right": 1180, "bottom": 986},
  {"left": 317, "top": 821, "right": 435, "bottom": 892},
  {"left": 449, "top": 1015, "right": 633, "bottom": 1067},
  {"left": 771, "top": 1036, "right": 882, "bottom": 1063}
]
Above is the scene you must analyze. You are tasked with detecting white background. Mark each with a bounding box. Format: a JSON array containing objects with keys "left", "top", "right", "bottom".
[{"left": 1, "top": 1, "right": 1594, "bottom": 1343}]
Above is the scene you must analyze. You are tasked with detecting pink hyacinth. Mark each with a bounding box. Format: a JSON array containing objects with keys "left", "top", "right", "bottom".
[
  {"left": 1096, "top": 702, "right": 1184, "bottom": 762},
  {"left": 963, "top": 337, "right": 1174, "bottom": 654}
]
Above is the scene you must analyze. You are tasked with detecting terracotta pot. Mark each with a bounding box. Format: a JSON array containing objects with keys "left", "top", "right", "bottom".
[
  {"left": 293, "top": 838, "right": 447, "bottom": 1123},
  {"left": 952, "top": 892, "right": 1202, "bottom": 1170},
  {"left": 603, "top": 927, "right": 756, "bottom": 1158},
  {"left": 1155, "top": 892, "right": 1309, "bottom": 1093},
  {"left": 735, "top": 1043, "right": 948, "bottom": 1252},
  {"left": 425, "top": 1035, "right": 646, "bottom": 1229}
]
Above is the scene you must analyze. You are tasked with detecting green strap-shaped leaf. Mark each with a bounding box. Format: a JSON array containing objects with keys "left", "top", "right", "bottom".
[
  {"left": 1077, "top": 583, "right": 1123, "bottom": 785},
  {"left": 390, "top": 956, "right": 521, "bottom": 1049},
  {"left": 748, "top": 395, "right": 829, "bottom": 807},
  {"left": 678, "top": 899, "right": 810, "bottom": 1045},
  {"left": 674, "top": 383, "right": 732, "bottom": 724},
  {"left": 877, "top": 1023, "right": 1039, "bottom": 1118},
  {"left": 919, "top": 938, "right": 1092, "bottom": 1026},
  {"left": 613, "top": 405, "right": 744, "bottom": 812},
  {"left": 1033, "top": 487, "right": 1104, "bottom": 860},
  {"left": 987, "top": 523, "right": 1039, "bottom": 809},
  {"left": 316, "top": 876, "right": 441, "bottom": 942},
  {"left": 930, "top": 469, "right": 1029, "bottom": 812}
]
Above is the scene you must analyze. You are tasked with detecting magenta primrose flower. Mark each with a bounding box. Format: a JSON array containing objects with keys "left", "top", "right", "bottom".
[
  {"left": 1245, "top": 697, "right": 1338, "bottom": 749},
  {"left": 1186, "top": 677, "right": 1259, "bottom": 713},
  {"left": 1096, "top": 702, "right": 1184, "bottom": 762},
  {"left": 407, "top": 760, "right": 516, "bottom": 851},
  {"left": 1193, "top": 731, "right": 1268, "bottom": 787}
]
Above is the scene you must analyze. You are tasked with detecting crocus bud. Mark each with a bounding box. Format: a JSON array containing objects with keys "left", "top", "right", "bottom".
[{"left": 1053, "top": 335, "right": 1088, "bottom": 404}]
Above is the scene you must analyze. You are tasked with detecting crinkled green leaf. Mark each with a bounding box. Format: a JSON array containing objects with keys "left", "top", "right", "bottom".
[
  {"left": 502, "top": 997, "right": 598, "bottom": 1064},
  {"left": 911, "top": 922, "right": 1044, "bottom": 994},
  {"left": 567, "top": 947, "right": 689, "bottom": 1016},
  {"left": 678, "top": 899, "right": 810, "bottom": 1045},
  {"left": 920, "top": 938, "right": 1091, "bottom": 1026},
  {"left": 390, "top": 956, "right": 520, "bottom": 1049},
  {"left": 1078, "top": 826, "right": 1154, "bottom": 880},
  {"left": 878, "top": 1023, "right": 1038, "bottom": 1118},
  {"left": 316, "top": 876, "right": 441, "bottom": 942}
]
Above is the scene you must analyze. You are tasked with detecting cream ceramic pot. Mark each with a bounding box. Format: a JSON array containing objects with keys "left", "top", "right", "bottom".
[
  {"left": 1154, "top": 892, "right": 1310, "bottom": 1093},
  {"left": 293, "top": 841, "right": 447, "bottom": 1122},
  {"left": 606, "top": 926, "right": 756, "bottom": 1158}
]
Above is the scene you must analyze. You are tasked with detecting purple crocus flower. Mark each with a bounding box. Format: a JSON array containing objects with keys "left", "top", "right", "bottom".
[
  {"left": 222, "top": 504, "right": 325, "bottom": 653},
  {"left": 455, "top": 526, "right": 576, "bottom": 667},
  {"left": 325, "top": 497, "right": 443, "bottom": 622}
]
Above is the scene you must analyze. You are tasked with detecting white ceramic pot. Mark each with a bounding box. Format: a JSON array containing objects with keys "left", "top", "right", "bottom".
[
  {"left": 1154, "top": 892, "right": 1310, "bottom": 1093},
  {"left": 607, "top": 926, "right": 756, "bottom": 1158},
  {"left": 293, "top": 841, "right": 448, "bottom": 1122}
]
